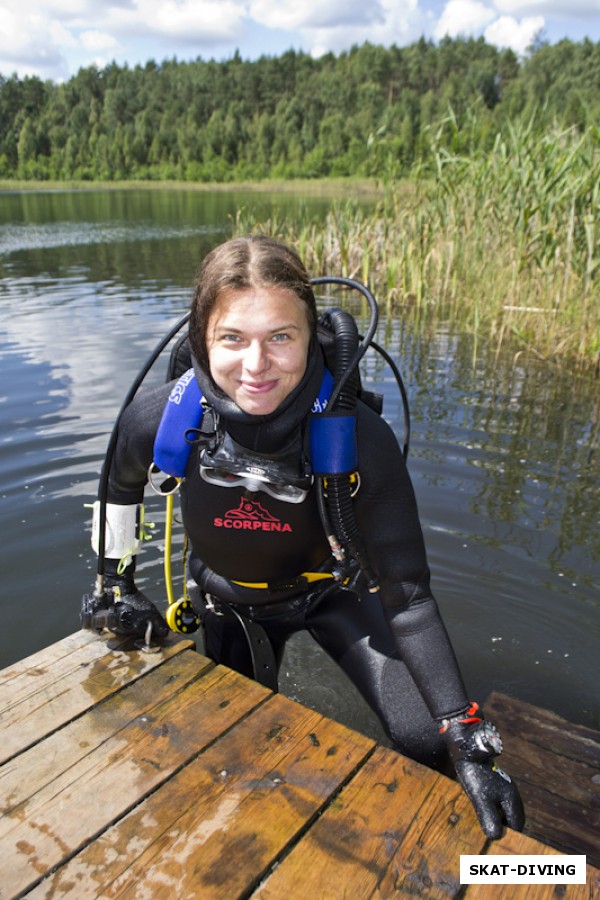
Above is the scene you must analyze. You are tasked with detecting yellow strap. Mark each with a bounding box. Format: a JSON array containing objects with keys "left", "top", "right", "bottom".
[
  {"left": 164, "top": 489, "right": 189, "bottom": 608},
  {"left": 232, "top": 572, "right": 335, "bottom": 589},
  {"left": 164, "top": 493, "right": 175, "bottom": 606}
]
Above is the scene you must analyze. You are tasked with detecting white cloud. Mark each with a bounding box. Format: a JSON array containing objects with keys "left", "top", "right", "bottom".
[
  {"left": 0, "top": 0, "right": 597, "bottom": 80},
  {"left": 434, "top": 0, "right": 552, "bottom": 53},
  {"left": 485, "top": 14, "right": 545, "bottom": 52},
  {"left": 251, "top": 0, "right": 424, "bottom": 58},
  {"left": 0, "top": 5, "right": 17, "bottom": 41},
  {"left": 48, "top": 19, "right": 78, "bottom": 48},
  {"left": 106, "top": 0, "right": 247, "bottom": 44},
  {"left": 434, "top": 0, "right": 497, "bottom": 40},
  {"left": 80, "top": 30, "right": 119, "bottom": 53},
  {"left": 0, "top": 5, "right": 71, "bottom": 78},
  {"left": 0, "top": 0, "right": 247, "bottom": 78},
  {"left": 249, "top": 0, "right": 385, "bottom": 30},
  {"left": 494, "top": 0, "right": 598, "bottom": 15}
]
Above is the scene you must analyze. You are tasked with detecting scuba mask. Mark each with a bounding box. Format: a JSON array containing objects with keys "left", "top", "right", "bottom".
[{"left": 199, "top": 431, "right": 313, "bottom": 504}]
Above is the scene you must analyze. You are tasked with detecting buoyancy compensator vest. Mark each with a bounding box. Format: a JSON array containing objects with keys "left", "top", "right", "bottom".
[{"left": 153, "top": 303, "right": 379, "bottom": 589}]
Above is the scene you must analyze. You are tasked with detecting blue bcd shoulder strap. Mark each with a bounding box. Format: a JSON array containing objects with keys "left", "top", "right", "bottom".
[{"left": 153, "top": 367, "right": 357, "bottom": 479}]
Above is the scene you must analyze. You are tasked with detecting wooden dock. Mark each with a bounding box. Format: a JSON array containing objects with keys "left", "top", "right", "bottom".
[
  {"left": 485, "top": 691, "right": 600, "bottom": 869},
  {"left": 1, "top": 631, "right": 598, "bottom": 899}
]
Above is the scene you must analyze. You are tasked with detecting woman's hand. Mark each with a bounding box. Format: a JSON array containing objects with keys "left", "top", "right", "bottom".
[
  {"left": 454, "top": 758, "right": 525, "bottom": 839},
  {"left": 81, "top": 574, "right": 169, "bottom": 640},
  {"left": 440, "top": 702, "right": 525, "bottom": 839}
]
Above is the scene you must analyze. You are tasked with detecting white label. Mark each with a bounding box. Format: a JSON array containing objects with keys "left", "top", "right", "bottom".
[{"left": 460, "top": 855, "right": 587, "bottom": 884}]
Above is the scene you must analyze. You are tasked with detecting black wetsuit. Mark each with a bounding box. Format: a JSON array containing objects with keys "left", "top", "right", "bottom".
[{"left": 107, "top": 344, "right": 470, "bottom": 768}]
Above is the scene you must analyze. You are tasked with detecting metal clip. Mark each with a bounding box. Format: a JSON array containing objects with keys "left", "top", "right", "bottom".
[{"left": 204, "top": 593, "right": 225, "bottom": 616}]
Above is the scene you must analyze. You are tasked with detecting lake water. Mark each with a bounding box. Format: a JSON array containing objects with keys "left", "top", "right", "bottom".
[{"left": 0, "top": 187, "right": 598, "bottom": 742}]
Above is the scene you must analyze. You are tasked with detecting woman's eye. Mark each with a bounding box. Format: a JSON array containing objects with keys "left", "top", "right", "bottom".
[{"left": 271, "top": 332, "right": 290, "bottom": 342}]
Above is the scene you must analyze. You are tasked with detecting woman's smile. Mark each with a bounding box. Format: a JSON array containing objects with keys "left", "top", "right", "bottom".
[{"left": 241, "top": 379, "right": 278, "bottom": 392}]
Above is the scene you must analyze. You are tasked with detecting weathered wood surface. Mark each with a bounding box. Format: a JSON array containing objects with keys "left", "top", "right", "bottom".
[
  {"left": 0, "top": 632, "right": 598, "bottom": 899},
  {"left": 0, "top": 630, "right": 197, "bottom": 765},
  {"left": 485, "top": 691, "right": 600, "bottom": 868}
]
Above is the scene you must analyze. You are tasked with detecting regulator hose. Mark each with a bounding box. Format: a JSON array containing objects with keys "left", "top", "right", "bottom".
[
  {"left": 93, "top": 312, "right": 190, "bottom": 597},
  {"left": 320, "top": 307, "right": 361, "bottom": 409},
  {"left": 311, "top": 281, "right": 381, "bottom": 592}
]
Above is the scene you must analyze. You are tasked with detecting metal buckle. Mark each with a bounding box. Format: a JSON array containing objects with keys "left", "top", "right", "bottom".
[{"left": 204, "top": 593, "right": 225, "bottom": 616}]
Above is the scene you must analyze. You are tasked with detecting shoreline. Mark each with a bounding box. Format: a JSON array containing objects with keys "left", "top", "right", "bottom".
[
  {"left": 2, "top": 175, "right": 596, "bottom": 375},
  {"left": 0, "top": 176, "right": 381, "bottom": 196}
]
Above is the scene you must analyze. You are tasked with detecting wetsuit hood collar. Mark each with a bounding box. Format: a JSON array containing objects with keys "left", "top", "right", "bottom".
[{"left": 191, "top": 339, "right": 324, "bottom": 452}]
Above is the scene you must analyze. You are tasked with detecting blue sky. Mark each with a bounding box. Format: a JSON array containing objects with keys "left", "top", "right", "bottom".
[{"left": 1, "top": 0, "right": 598, "bottom": 82}]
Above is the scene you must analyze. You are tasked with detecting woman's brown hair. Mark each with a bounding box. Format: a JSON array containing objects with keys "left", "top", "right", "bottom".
[{"left": 189, "top": 235, "right": 317, "bottom": 370}]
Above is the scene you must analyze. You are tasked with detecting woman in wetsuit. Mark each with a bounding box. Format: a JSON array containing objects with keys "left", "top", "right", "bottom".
[{"left": 84, "top": 235, "right": 524, "bottom": 840}]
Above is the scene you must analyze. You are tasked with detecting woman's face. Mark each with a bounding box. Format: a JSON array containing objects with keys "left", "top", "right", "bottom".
[{"left": 206, "top": 285, "right": 312, "bottom": 415}]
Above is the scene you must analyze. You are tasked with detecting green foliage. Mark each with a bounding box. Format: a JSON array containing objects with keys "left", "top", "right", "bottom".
[{"left": 0, "top": 38, "right": 598, "bottom": 182}]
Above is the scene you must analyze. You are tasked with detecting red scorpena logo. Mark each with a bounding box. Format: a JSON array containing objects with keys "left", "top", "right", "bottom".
[{"left": 214, "top": 498, "right": 292, "bottom": 532}]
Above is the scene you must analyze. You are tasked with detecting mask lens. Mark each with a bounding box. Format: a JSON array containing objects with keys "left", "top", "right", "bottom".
[{"left": 200, "top": 466, "right": 310, "bottom": 503}]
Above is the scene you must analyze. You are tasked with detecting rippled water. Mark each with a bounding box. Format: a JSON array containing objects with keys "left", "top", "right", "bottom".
[{"left": 1, "top": 188, "right": 598, "bottom": 741}]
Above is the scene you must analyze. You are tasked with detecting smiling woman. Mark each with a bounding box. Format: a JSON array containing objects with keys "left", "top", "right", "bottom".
[
  {"left": 1, "top": 186, "right": 596, "bottom": 778},
  {"left": 82, "top": 233, "right": 525, "bottom": 842}
]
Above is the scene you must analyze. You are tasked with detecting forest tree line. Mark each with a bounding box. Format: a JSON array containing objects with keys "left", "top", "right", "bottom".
[{"left": 1, "top": 36, "right": 598, "bottom": 182}]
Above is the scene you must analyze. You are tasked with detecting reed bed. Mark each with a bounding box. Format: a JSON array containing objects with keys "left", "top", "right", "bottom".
[{"left": 235, "top": 118, "right": 599, "bottom": 375}]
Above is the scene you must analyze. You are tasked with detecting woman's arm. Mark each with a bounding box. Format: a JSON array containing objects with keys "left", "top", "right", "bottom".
[
  {"left": 355, "top": 401, "right": 469, "bottom": 717},
  {"left": 82, "top": 382, "right": 174, "bottom": 638},
  {"left": 355, "top": 402, "right": 524, "bottom": 838}
]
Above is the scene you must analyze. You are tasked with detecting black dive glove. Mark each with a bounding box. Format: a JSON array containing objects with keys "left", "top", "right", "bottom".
[
  {"left": 440, "top": 702, "right": 525, "bottom": 839},
  {"left": 81, "top": 567, "right": 169, "bottom": 641}
]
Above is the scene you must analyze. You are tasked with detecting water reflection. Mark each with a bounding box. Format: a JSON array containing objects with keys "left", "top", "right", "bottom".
[
  {"left": 388, "top": 322, "right": 599, "bottom": 729},
  {"left": 0, "top": 188, "right": 333, "bottom": 286},
  {"left": 0, "top": 189, "right": 598, "bottom": 739}
]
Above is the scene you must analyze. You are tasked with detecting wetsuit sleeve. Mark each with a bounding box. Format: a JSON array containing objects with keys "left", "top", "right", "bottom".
[
  {"left": 105, "top": 382, "right": 173, "bottom": 504},
  {"left": 355, "top": 402, "right": 469, "bottom": 719}
]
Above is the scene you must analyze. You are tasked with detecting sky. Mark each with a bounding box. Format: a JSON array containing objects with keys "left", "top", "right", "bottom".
[{"left": 1, "top": 0, "right": 598, "bottom": 82}]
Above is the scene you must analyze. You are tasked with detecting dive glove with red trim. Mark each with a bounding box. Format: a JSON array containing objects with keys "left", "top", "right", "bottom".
[
  {"left": 81, "top": 565, "right": 169, "bottom": 641},
  {"left": 440, "top": 702, "right": 525, "bottom": 839}
]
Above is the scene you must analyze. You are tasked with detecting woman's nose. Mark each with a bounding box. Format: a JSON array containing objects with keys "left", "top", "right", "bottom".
[{"left": 243, "top": 340, "right": 269, "bottom": 374}]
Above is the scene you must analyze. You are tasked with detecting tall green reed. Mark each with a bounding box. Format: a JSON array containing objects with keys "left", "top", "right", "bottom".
[{"left": 234, "top": 113, "right": 599, "bottom": 375}]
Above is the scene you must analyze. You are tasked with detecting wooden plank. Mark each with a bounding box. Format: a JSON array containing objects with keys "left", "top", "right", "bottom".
[
  {"left": 467, "top": 829, "right": 600, "bottom": 900},
  {"left": 0, "top": 630, "right": 110, "bottom": 687},
  {"left": 0, "top": 631, "right": 194, "bottom": 708},
  {"left": 0, "top": 650, "right": 212, "bottom": 820},
  {"left": 3, "top": 636, "right": 596, "bottom": 900},
  {"left": 485, "top": 693, "right": 600, "bottom": 767},
  {"left": 1, "top": 662, "right": 269, "bottom": 898},
  {"left": 0, "top": 631, "right": 195, "bottom": 764},
  {"left": 26, "top": 694, "right": 375, "bottom": 899},
  {"left": 485, "top": 692, "right": 600, "bottom": 865},
  {"left": 372, "top": 776, "right": 485, "bottom": 897},
  {"left": 254, "top": 746, "right": 487, "bottom": 898},
  {"left": 514, "top": 785, "right": 599, "bottom": 870}
]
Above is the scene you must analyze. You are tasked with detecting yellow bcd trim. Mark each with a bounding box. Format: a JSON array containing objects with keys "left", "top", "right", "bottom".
[{"left": 232, "top": 572, "right": 335, "bottom": 589}]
